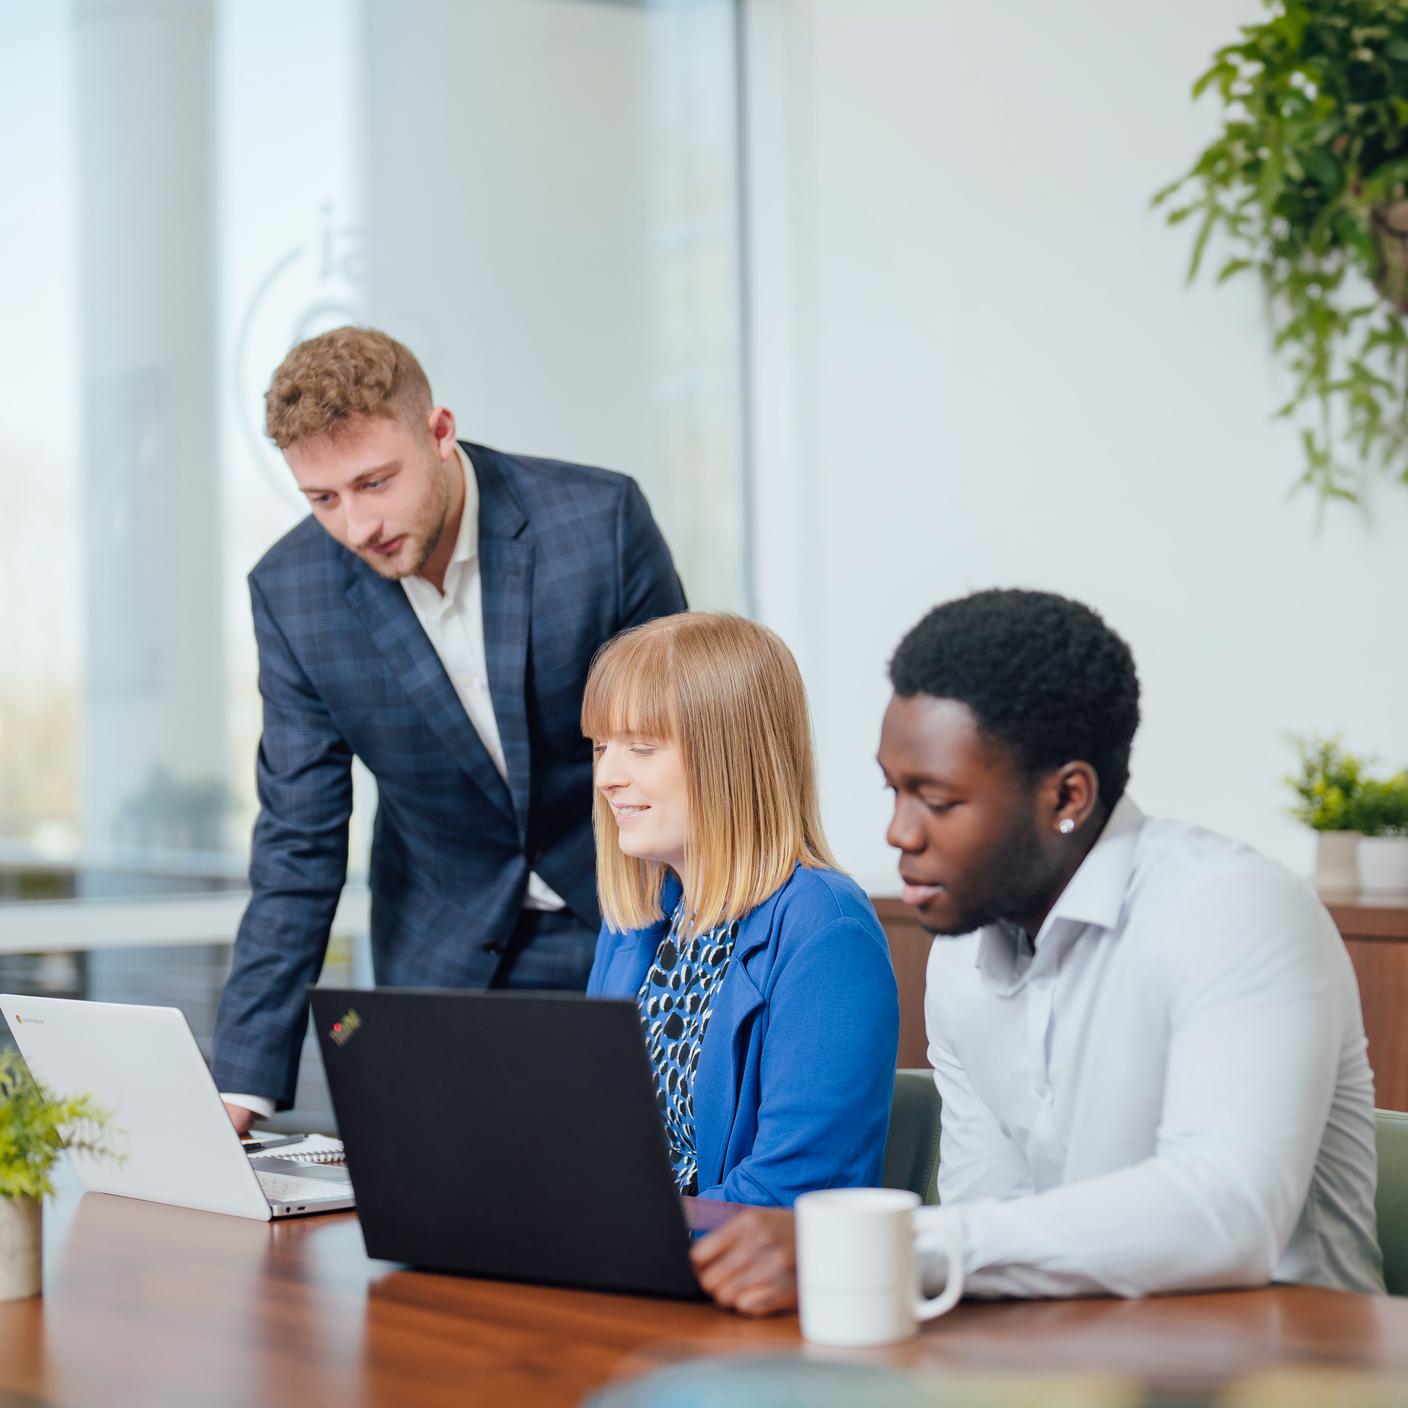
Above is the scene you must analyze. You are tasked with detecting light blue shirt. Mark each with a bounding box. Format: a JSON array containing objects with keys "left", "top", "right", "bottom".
[{"left": 917, "top": 795, "right": 1385, "bottom": 1298}]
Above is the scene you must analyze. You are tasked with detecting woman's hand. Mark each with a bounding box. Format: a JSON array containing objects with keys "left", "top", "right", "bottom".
[{"left": 689, "top": 1207, "right": 799, "bottom": 1316}]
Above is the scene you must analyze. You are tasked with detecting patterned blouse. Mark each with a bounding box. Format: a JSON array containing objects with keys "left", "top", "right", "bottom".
[{"left": 635, "top": 902, "right": 740, "bottom": 1195}]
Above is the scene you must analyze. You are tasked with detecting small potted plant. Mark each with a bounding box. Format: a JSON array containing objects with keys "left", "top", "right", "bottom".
[
  {"left": 0, "top": 1050, "right": 115, "bottom": 1300},
  {"left": 1349, "top": 773, "right": 1408, "bottom": 894},
  {"left": 1286, "top": 736, "right": 1366, "bottom": 892}
]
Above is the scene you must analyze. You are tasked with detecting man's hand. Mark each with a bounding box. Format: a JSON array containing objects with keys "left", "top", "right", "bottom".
[
  {"left": 690, "top": 1207, "right": 799, "bottom": 1316},
  {"left": 223, "top": 1101, "right": 257, "bottom": 1137}
]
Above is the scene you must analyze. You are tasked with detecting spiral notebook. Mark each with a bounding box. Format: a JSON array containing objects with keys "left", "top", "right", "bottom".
[{"left": 256, "top": 1135, "right": 346, "bottom": 1166}]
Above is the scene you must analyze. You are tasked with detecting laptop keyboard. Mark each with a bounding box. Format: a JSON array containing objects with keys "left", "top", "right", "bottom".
[{"left": 257, "top": 1171, "right": 348, "bottom": 1203}]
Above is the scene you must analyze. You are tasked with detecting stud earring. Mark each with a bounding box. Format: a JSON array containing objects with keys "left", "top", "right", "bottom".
[{"left": 1057, "top": 818, "right": 1075, "bottom": 835}]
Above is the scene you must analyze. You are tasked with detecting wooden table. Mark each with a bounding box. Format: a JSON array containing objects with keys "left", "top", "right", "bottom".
[{"left": 4, "top": 1179, "right": 1408, "bottom": 1407}]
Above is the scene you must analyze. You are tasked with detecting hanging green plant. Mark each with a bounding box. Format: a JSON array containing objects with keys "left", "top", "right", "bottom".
[{"left": 1154, "top": 0, "right": 1408, "bottom": 501}]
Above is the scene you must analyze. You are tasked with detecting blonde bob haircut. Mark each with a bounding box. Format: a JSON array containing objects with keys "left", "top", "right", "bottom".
[{"left": 581, "top": 611, "right": 838, "bottom": 938}]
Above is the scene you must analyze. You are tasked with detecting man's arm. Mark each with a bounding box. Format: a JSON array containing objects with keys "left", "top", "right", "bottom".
[
  {"left": 616, "top": 477, "right": 687, "bottom": 628},
  {"left": 221, "top": 1094, "right": 274, "bottom": 1136},
  {"left": 211, "top": 575, "right": 353, "bottom": 1112},
  {"left": 916, "top": 875, "right": 1345, "bottom": 1298}
]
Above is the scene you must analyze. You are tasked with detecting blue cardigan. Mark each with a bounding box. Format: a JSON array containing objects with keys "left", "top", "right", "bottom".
[{"left": 587, "top": 864, "right": 899, "bottom": 1207}]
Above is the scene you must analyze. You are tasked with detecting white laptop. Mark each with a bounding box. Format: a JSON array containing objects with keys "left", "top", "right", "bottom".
[{"left": 1, "top": 994, "right": 354, "bottom": 1220}]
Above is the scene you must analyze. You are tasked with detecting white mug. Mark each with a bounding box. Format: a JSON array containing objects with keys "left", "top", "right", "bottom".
[{"left": 795, "top": 1188, "right": 964, "bottom": 1347}]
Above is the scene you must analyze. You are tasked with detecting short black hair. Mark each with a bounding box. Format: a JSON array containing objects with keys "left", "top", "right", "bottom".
[{"left": 889, "top": 589, "right": 1141, "bottom": 807}]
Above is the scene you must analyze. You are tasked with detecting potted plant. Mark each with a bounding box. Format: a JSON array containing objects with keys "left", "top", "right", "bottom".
[
  {"left": 0, "top": 1050, "right": 114, "bottom": 1300},
  {"left": 1286, "top": 735, "right": 1365, "bottom": 891},
  {"left": 1349, "top": 773, "right": 1408, "bottom": 892},
  {"left": 1155, "top": 0, "right": 1408, "bottom": 503}
]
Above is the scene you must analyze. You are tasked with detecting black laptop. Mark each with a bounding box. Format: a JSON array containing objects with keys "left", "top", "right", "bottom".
[{"left": 309, "top": 987, "right": 705, "bottom": 1299}]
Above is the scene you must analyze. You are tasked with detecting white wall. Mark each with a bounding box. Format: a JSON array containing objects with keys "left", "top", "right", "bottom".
[{"left": 745, "top": 0, "right": 1408, "bottom": 893}]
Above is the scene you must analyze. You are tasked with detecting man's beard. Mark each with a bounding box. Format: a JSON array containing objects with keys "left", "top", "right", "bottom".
[
  {"left": 360, "top": 538, "right": 422, "bottom": 580},
  {"left": 927, "top": 809, "right": 1054, "bottom": 937},
  {"left": 358, "top": 465, "right": 450, "bottom": 580}
]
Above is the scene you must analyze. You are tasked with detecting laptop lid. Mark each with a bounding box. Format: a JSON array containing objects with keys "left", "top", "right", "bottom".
[
  {"left": 310, "top": 987, "right": 703, "bottom": 1299},
  {"left": 2, "top": 994, "right": 273, "bottom": 1220}
]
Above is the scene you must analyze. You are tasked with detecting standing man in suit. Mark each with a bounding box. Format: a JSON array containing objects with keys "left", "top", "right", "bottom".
[{"left": 213, "top": 326, "right": 686, "bottom": 1131}]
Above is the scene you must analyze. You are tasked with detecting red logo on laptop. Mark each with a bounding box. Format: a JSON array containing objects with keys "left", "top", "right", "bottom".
[{"left": 329, "top": 1009, "right": 362, "bottom": 1047}]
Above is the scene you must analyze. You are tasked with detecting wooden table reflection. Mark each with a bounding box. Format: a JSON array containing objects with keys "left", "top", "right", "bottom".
[{"left": 2, "top": 1174, "right": 1407, "bottom": 1407}]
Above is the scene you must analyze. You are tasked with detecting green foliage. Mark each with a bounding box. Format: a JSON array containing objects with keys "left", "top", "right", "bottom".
[
  {"left": 1155, "top": 0, "right": 1408, "bottom": 501},
  {"left": 1348, "top": 771, "right": 1408, "bottom": 833},
  {"left": 0, "top": 1050, "right": 118, "bottom": 1201},
  {"left": 1285, "top": 734, "right": 1369, "bottom": 828}
]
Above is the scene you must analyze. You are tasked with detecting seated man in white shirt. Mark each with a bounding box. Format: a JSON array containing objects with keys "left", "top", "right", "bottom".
[{"left": 691, "top": 588, "right": 1385, "bottom": 1311}]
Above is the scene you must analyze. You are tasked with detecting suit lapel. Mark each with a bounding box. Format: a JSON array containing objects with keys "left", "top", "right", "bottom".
[
  {"left": 344, "top": 566, "right": 515, "bottom": 825},
  {"left": 472, "top": 445, "right": 534, "bottom": 840}
]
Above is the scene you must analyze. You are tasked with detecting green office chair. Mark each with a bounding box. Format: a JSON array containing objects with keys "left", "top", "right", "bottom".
[
  {"left": 1377, "top": 1108, "right": 1408, "bottom": 1296},
  {"left": 882, "top": 1068, "right": 942, "bottom": 1205}
]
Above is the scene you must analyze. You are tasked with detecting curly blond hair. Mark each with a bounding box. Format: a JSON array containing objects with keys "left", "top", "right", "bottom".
[{"left": 264, "top": 326, "right": 434, "bottom": 448}]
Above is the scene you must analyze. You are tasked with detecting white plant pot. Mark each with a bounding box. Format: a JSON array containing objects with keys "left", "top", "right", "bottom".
[
  {"left": 0, "top": 1195, "right": 41, "bottom": 1300},
  {"left": 1313, "top": 831, "right": 1360, "bottom": 894},
  {"left": 1358, "top": 836, "right": 1408, "bottom": 895}
]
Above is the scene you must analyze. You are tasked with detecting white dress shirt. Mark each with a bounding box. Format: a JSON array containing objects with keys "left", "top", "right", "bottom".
[
  {"left": 915, "top": 795, "right": 1385, "bottom": 1299},
  {"left": 398, "top": 445, "right": 564, "bottom": 914},
  {"left": 224, "top": 447, "right": 565, "bottom": 1120}
]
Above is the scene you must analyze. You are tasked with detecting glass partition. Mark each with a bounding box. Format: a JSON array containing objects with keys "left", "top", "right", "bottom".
[{"left": 1, "top": 0, "right": 745, "bottom": 1129}]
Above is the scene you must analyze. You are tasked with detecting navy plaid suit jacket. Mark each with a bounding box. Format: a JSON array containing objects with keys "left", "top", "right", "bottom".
[{"left": 211, "top": 443, "right": 686, "bottom": 1106}]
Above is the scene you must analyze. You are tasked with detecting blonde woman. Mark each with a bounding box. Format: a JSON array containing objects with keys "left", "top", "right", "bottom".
[{"left": 583, "top": 612, "right": 899, "bottom": 1206}]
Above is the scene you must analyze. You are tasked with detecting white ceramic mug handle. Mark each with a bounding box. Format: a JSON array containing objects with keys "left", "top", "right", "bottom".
[{"left": 914, "top": 1218, "right": 965, "bottom": 1321}]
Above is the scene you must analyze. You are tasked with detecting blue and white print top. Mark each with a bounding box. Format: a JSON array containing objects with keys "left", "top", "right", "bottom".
[{"left": 635, "top": 902, "right": 739, "bottom": 1195}]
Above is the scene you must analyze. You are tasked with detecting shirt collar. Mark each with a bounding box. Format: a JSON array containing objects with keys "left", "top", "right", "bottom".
[
  {"left": 1040, "top": 792, "right": 1144, "bottom": 935},
  {"left": 400, "top": 445, "right": 479, "bottom": 615},
  {"left": 975, "top": 794, "right": 1145, "bottom": 994},
  {"left": 449, "top": 443, "right": 479, "bottom": 569}
]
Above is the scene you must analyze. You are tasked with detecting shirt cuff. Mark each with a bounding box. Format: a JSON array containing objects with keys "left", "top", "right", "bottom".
[
  {"left": 915, "top": 1204, "right": 966, "bottom": 1295},
  {"left": 523, "top": 872, "right": 568, "bottom": 911},
  {"left": 220, "top": 1092, "right": 276, "bottom": 1120}
]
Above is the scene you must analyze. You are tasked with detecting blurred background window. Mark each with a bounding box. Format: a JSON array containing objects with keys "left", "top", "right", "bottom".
[{"left": 0, "top": 0, "right": 746, "bottom": 1129}]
